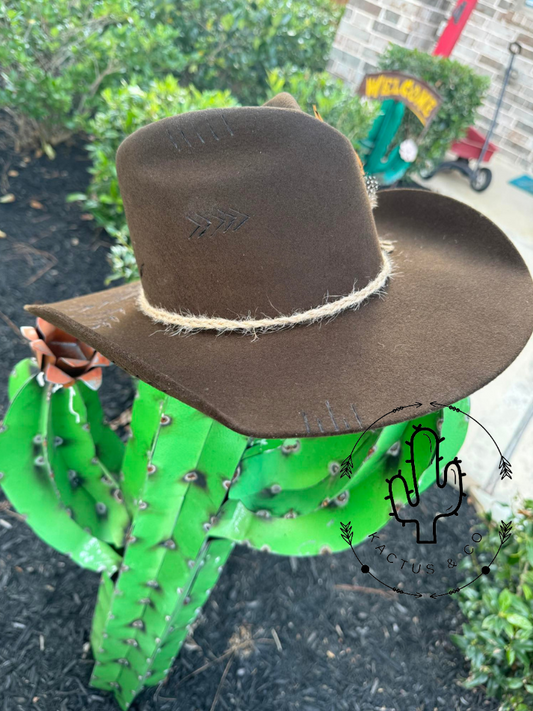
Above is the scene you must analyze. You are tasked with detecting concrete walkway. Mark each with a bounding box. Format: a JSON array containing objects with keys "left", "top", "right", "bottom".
[{"left": 418, "top": 154, "right": 533, "bottom": 517}]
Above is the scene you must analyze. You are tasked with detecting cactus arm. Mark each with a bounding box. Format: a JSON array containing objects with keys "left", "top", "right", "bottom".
[
  {"left": 78, "top": 382, "right": 125, "bottom": 483},
  {"left": 91, "top": 573, "right": 117, "bottom": 654},
  {"left": 90, "top": 393, "right": 247, "bottom": 709},
  {"left": 211, "top": 408, "right": 464, "bottom": 556},
  {"left": 0, "top": 377, "right": 121, "bottom": 574},
  {"left": 144, "top": 537, "right": 235, "bottom": 686},
  {"left": 234, "top": 422, "right": 408, "bottom": 499},
  {"left": 119, "top": 381, "right": 166, "bottom": 510},
  {"left": 212, "top": 425, "right": 410, "bottom": 555},
  {"left": 231, "top": 430, "right": 380, "bottom": 517},
  {"left": 7, "top": 357, "right": 38, "bottom": 403},
  {"left": 232, "top": 434, "right": 361, "bottom": 495},
  {"left": 212, "top": 450, "right": 398, "bottom": 555},
  {"left": 9, "top": 367, "right": 103, "bottom": 536},
  {"left": 50, "top": 385, "right": 130, "bottom": 547}
]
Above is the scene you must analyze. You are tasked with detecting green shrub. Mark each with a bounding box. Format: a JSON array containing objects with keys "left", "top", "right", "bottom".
[
  {"left": 4, "top": 0, "right": 343, "bottom": 279},
  {"left": 452, "top": 502, "right": 533, "bottom": 711},
  {"left": 172, "top": 0, "right": 343, "bottom": 106},
  {"left": 0, "top": 0, "right": 187, "bottom": 153},
  {"left": 265, "top": 67, "right": 380, "bottom": 151},
  {"left": 0, "top": 0, "right": 341, "bottom": 153},
  {"left": 378, "top": 45, "right": 490, "bottom": 173},
  {"left": 69, "top": 75, "right": 238, "bottom": 282}
]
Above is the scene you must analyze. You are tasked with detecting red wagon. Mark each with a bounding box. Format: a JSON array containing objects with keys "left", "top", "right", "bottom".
[
  {"left": 451, "top": 126, "right": 498, "bottom": 162},
  {"left": 421, "top": 126, "right": 498, "bottom": 192},
  {"left": 420, "top": 41, "right": 522, "bottom": 192}
]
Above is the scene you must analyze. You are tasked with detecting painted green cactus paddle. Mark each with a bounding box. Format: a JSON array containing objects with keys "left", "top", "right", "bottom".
[
  {"left": 0, "top": 375, "right": 122, "bottom": 573},
  {"left": 89, "top": 384, "right": 248, "bottom": 708},
  {"left": 49, "top": 384, "right": 129, "bottom": 546},
  {"left": 212, "top": 403, "right": 469, "bottom": 555},
  {"left": 1, "top": 335, "right": 470, "bottom": 710}
]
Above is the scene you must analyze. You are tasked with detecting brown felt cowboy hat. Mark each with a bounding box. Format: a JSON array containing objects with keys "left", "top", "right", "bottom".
[{"left": 26, "top": 92, "right": 533, "bottom": 438}]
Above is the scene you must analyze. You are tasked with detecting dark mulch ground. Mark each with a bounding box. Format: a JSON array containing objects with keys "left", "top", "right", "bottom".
[
  {"left": 0, "top": 141, "right": 133, "bottom": 421},
  {"left": 0, "top": 144, "right": 498, "bottom": 711}
]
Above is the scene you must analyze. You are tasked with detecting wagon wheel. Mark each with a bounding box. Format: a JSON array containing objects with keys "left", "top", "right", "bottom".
[
  {"left": 470, "top": 167, "right": 492, "bottom": 192},
  {"left": 418, "top": 158, "right": 441, "bottom": 180}
]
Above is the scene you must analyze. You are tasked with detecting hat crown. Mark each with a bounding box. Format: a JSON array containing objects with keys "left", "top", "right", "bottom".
[{"left": 116, "top": 96, "right": 383, "bottom": 320}]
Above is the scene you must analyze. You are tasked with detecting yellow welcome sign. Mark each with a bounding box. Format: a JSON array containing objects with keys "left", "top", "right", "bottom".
[{"left": 358, "top": 71, "right": 442, "bottom": 126}]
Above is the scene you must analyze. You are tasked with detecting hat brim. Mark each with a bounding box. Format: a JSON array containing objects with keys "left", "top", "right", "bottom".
[{"left": 26, "top": 189, "right": 533, "bottom": 438}]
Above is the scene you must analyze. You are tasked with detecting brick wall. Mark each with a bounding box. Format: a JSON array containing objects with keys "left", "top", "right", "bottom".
[{"left": 328, "top": 0, "right": 533, "bottom": 168}]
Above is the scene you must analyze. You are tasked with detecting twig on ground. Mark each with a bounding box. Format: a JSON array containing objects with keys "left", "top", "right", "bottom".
[
  {"left": 174, "top": 638, "right": 273, "bottom": 689},
  {"left": 24, "top": 248, "right": 57, "bottom": 285},
  {"left": 271, "top": 628, "right": 282, "bottom": 652},
  {"left": 0, "top": 501, "right": 26, "bottom": 522},
  {"left": 0, "top": 310, "right": 25, "bottom": 343},
  {"left": 10, "top": 243, "right": 57, "bottom": 286},
  {"left": 210, "top": 652, "right": 235, "bottom": 711}
]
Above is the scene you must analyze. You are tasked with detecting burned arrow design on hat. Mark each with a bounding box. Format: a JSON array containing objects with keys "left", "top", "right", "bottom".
[
  {"left": 187, "top": 209, "right": 249, "bottom": 238},
  {"left": 430, "top": 401, "right": 512, "bottom": 481},
  {"left": 340, "top": 402, "right": 423, "bottom": 479}
]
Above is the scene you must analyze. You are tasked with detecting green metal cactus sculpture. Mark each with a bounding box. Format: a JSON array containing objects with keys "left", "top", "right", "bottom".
[
  {"left": 0, "top": 321, "right": 470, "bottom": 709},
  {"left": 1, "top": 357, "right": 127, "bottom": 573}
]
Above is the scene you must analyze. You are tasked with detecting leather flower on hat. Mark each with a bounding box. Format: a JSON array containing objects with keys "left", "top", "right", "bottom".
[{"left": 21, "top": 318, "right": 109, "bottom": 390}]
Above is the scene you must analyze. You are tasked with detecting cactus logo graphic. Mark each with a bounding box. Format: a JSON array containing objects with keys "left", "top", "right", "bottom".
[
  {"left": 385, "top": 424, "right": 465, "bottom": 545},
  {"left": 337, "top": 401, "right": 514, "bottom": 600}
]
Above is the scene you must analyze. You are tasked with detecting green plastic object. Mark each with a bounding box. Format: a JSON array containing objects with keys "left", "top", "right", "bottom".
[
  {"left": 361, "top": 99, "right": 412, "bottom": 185},
  {"left": 0, "top": 359, "right": 470, "bottom": 709}
]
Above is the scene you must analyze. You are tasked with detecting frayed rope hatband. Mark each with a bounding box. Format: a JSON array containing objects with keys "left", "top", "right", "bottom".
[{"left": 137, "top": 241, "right": 395, "bottom": 335}]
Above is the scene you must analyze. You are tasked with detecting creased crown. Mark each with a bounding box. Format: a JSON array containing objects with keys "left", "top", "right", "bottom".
[{"left": 116, "top": 94, "right": 384, "bottom": 321}]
